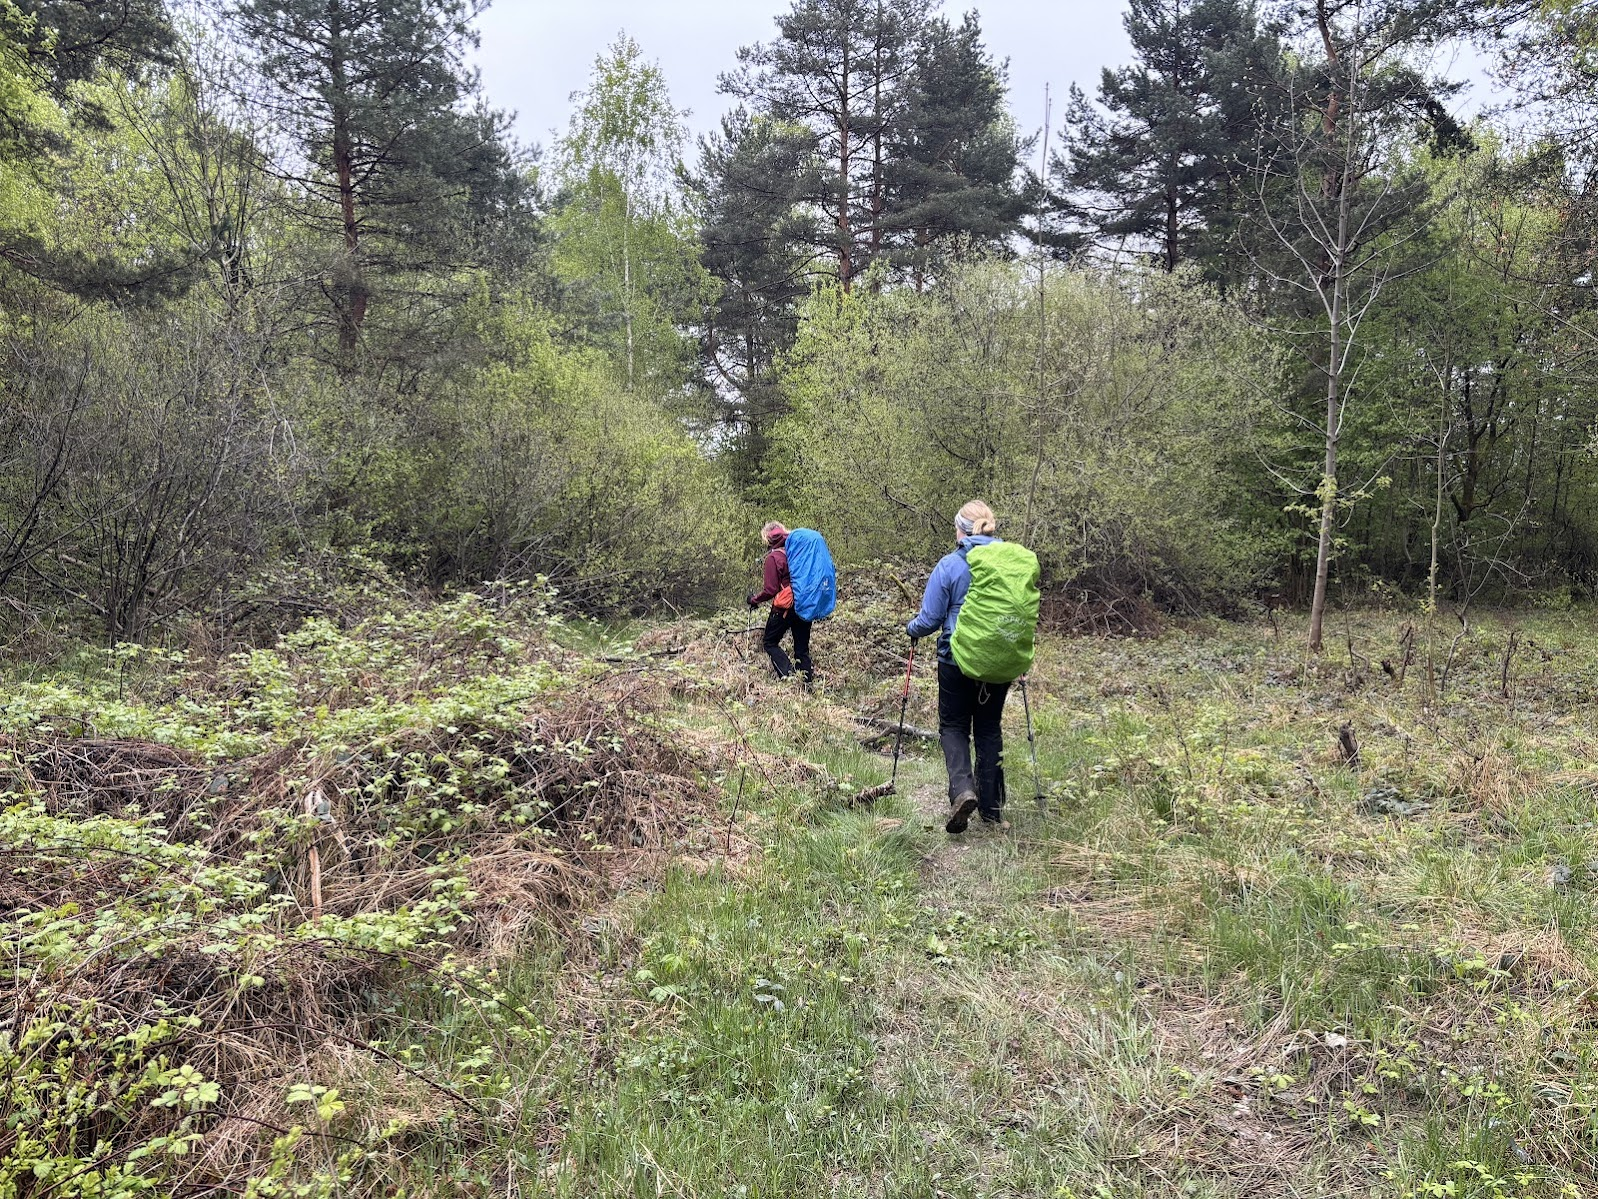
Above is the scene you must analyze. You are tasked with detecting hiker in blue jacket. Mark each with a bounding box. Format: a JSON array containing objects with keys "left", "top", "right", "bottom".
[
  {"left": 906, "top": 500, "right": 1011, "bottom": 834},
  {"left": 747, "top": 521, "right": 814, "bottom": 684}
]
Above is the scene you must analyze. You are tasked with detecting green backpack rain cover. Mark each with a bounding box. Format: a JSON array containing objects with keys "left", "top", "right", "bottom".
[{"left": 950, "top": 541, "right": 1041, "bottom": 684}]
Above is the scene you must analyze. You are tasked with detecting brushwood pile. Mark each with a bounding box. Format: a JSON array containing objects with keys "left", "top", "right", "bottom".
[{"left": 1, "top": 583, "right": 735, "bottom": 1188}]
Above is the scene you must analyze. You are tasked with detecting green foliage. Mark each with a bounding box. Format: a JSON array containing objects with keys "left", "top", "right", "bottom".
[
  {"left": 0, "top": 9, "right": 205, "bottom": 302},
  {"left": 365, "top": 298, "right": 743, "bottom": 610},
  {"left": 549, "top": 180, "right": 712, "bottom": 395},
  {"left": 1337, "top": 140, "right": 1598, "bottom": 597},
  {"left": 0, "top": 2, "right": 55, "bottom": 154},
  {"left": 772, "top": 259, "right": 1281, "bottom": 604},
  {"left": 0, "top": 2, "right": 59, "bottom": 281},
  {"left": 12, "top": 303, "right": 291, "bottom": 638},
  {"left": 551, "top": 36, "right": 716, "bottom": 395},
  {"left": 6, "top": 0, "right": 1598, "bottom": 642}
]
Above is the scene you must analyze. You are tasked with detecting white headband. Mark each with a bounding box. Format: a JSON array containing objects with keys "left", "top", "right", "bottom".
[{"left": 956, "top": 514, "right": 975, "bottom": 535}]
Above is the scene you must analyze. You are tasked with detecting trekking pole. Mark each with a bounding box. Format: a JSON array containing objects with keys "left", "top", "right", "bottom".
[
  {"left": 890, "top": 638, "right": 916, "bottom": 791},
  {"left": 1020, "top": 676, "right": 1045, "bottom": 812},
  {"left": 853, "top": 638, "right": 915, "bottom": 804}
]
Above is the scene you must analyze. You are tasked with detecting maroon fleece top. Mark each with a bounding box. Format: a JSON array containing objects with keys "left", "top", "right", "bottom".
[{"left": 749, "top": 538, "right": 790, "bottom": 606}]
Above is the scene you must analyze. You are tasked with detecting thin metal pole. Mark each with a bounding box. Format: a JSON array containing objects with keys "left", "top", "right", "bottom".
[
  {"left": 890, "top": 640, "right": 916, "bottom": 790},
  {"left": 1020, "top": 678, "right": 1044, "bottom": 811}
]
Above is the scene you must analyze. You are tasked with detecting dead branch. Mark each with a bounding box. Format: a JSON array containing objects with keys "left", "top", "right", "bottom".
[{"left": 853, "top": 715, "right": 939, "bottom": 742}]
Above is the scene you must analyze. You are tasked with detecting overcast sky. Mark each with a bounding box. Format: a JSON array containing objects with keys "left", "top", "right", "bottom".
[
  {"left": 471, "top": 1, "right": 1500, "bottom": 158},
  {"left": 473, "top": 0, "right": 1129, "bottom": 156}
]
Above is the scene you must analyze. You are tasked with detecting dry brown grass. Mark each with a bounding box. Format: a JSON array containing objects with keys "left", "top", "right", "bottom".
[{"left": 1, "top": 653, "right": 730, "bottom": 1190}]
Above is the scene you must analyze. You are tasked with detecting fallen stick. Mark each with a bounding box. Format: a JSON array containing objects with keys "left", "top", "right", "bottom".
[
  {"left": 854, "top": 715, "right": 938, "bottom": 741},
  {"left": 305, "top": 785, "right": 324, "bottom": 920},
  {"left": 599, "top": 645, "right": 685, "bottom": 663},
  {"left": 852, "top": 782, "right": 896, "bottom": 805}
]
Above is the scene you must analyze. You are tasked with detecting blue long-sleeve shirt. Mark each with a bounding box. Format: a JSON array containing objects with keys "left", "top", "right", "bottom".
[{"left": 906, "top": 535, "right": 1000, "bottom": 662}]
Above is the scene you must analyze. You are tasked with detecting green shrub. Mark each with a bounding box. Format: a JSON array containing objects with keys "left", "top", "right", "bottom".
[
  {"left": 373, "top": 300, "right": 745, "bottom": 613},
  {"left": 770, "top": 261, "right": 1283, "bottom": 607}
]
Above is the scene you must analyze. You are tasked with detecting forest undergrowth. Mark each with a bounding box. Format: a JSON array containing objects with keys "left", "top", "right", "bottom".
[{"left": 6, "top": 582, "right": 1598, "bottom": 1198}]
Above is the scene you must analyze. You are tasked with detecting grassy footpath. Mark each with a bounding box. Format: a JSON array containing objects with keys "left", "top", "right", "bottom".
[{"left": 523, "top": 608, "right": 1598, "bottom": 1198}]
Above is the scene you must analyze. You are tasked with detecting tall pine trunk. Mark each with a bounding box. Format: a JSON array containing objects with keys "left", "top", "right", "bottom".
[
  {"left": 869, "top": 19, "right": 886, "bottom": 267},
  {"left": 1166, "top": 176, "right": 1179, "bottom": 271},
  {"left": 837, "top": 35, "right": 853, "bottom": 290},
  {"left": 328, "top": 3, "right": 364, "bottom": 363}
]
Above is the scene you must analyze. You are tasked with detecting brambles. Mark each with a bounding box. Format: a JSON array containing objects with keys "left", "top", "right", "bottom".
[{"left": 0, "top": 588, "right": 723, "bottom": 1193}]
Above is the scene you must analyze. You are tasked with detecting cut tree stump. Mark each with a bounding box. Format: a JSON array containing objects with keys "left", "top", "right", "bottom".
[{"left": 1337, "top": 723, "right": 1361, "bottom": 770}]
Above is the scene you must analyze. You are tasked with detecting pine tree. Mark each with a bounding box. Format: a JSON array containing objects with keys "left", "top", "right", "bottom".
[
  {"left": 720, "top": 0, "right": 933, "bottom": 291},
  {"left": 689, "top": 108, "right": 821, "bottom": 473},
  {"left": 229, "top": 0, "right": 524, "bottom": 364},
  {"left": 11, "top": 0, "right": 174, "bottom": 102},
  {"left": 1052, "top": 0, "right": 1282, "bottom": 276},
  {"left": 885, "top": 12, "right": 1023, "bottom": 288}
]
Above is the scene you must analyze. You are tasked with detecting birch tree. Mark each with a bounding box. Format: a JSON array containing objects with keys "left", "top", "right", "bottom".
[
  {"left": 554, "top": 35, "right": 709, "bottom": 393},
  {"left": 1249, "top": 0, "right": 1456, "bottom": 651}
]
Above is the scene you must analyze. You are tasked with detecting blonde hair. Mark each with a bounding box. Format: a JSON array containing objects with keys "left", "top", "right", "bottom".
[
  {"left": 760, "top": 520, "right": 788, "bottom": 546},
  {"left": 956, "top": 499, "right": 997, "bottom": 537}
]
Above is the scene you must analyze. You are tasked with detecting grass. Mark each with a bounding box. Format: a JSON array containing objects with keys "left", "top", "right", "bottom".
[
  {"left": 499, "top": 605, "right": 1598, "bottom": 1197},
  {"left": 9, "top": 597, "right": 1598, "bottom": 1196}
]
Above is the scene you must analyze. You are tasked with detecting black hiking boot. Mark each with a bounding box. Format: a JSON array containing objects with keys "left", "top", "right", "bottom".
[{"left": 946, "top": 790, "right": 979, "bottom": 834}]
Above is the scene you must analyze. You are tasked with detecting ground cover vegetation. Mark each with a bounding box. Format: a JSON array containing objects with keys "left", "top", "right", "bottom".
[
  {"left": 9, "top": 577, "right": 1598, "bottom": 1195},
  {"left": 10, "top": 0, "right": 1598, "bottom": 1193}
]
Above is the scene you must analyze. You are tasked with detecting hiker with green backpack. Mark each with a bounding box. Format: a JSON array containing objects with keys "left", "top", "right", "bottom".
[{"left": 906, "top": 500, "right": 1040, "bottom": 834}]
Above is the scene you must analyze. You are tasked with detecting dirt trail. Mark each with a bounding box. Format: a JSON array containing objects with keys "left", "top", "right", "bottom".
[
  {"left": 908, "top": 781, "right": 961, "bottom": 871},
  {"left": 904, "top": 776, "right": 1023, "bottom": 915}
]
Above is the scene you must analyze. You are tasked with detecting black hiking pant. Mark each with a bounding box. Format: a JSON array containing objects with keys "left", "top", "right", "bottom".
[
  {"left": 937, "top": 660, "right": 1008, "bottom": 821},
  {"left": 763, "top": 607, "right": 813, "bottom": 682}
]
